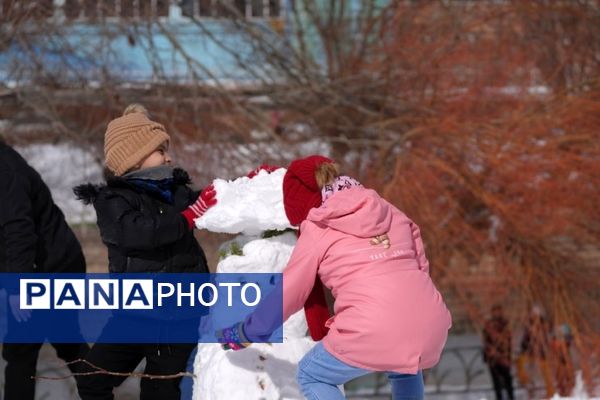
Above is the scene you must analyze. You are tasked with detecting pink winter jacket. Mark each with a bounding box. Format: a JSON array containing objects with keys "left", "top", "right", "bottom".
[{"left": 245, "top": 187, "right": 452, "bottom": 374}]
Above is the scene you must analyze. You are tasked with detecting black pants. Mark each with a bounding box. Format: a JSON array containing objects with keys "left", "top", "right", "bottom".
[
  {"left": 76, "top": 342, "right": 196, "bottom": 400},
  {"left": 2, "top": 304, "right": 89, "bottom": 400},
  {"left": 2, "top": 342, "right": 90, "bottom": 400},
  {"left": 489, "top": 363, "right": 515, "bottom": 400}
]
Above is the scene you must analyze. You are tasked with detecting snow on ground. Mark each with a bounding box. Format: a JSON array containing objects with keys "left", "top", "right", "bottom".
[
  {"left": 549, "top": 372, "right": 600, "bottom": 399},
  {"left": 16, "top": 143, "right": 102, "bottom": 224}
]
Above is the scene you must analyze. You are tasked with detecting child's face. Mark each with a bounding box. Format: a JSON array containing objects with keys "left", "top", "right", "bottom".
[{"left": 139, "top": 142, "right": 172, "bottom": 170}]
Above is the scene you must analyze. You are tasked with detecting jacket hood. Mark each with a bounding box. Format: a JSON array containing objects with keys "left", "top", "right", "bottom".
[
  {"left": 306, "top": 187, "right": 392, "bottom": 238},
  {"left": 73, "top": 167, "right": 192, "bottom": 205}
]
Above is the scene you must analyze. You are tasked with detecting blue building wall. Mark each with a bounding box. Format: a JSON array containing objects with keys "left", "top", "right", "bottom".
[{"left": 0, "top": 0, "right": 387, "bottom": 85}]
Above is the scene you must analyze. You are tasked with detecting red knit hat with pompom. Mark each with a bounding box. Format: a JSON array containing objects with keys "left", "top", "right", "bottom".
[
  {"left": 283, "top": 155, "right": 335, "bottom": 341},
  {"left": 283, "top": 155, "right": 334, "bottom": 226}
]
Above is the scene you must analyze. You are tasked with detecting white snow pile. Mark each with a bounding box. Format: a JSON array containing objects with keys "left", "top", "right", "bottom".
[
  {"left": 195, "top": 168, "right": 293, "bottom": 235},
  {"left": 215, "top": 233, "right": 297, "bottom": 274},
  {"left": 549, "top": 372, "right": 600, "bottom": 399},
  {"left": 193, "top": 169, "right": 315, "bottom": 400}
]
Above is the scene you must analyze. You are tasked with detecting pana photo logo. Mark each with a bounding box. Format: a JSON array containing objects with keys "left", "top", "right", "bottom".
[
  {"left": 19, "top": 278, "right": 261, "bottom": 310},
  {"left": 0, "top": 273, "right": 283, "bottom": 343}
]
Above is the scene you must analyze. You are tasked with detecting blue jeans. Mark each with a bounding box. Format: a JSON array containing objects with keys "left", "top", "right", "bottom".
[{"left": 297, "top": 343, "right": 424, "bottom": 400}]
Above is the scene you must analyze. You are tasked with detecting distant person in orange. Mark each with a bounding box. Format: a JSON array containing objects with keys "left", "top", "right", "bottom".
[
  {"left": 482, "top": 304, "right": 515, "bottom": 400},
  {"left": 517, "top": 306, "right": 554, "bottom": 398}
]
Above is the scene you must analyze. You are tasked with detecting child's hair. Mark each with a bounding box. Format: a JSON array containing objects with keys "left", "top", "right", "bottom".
[
  {"left": 122, "top": 103, "right": 150, "bottom": 117},
  {"left": 103, "top": 166, "right": 117, "bottom": 181},
  {"left": 315, "top": 162, "right": 340, "bottom": 189}
]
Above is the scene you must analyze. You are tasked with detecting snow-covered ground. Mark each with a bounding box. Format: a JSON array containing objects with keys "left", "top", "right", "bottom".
[{"left": 16, "top": 143, "right": 103, "bottom": 224}]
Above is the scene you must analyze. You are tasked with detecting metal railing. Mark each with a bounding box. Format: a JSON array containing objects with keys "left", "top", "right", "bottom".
[{"left": 345, "top": 345, "right": 493, "bottom": 398}]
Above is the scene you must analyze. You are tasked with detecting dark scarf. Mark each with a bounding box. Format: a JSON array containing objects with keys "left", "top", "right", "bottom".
[{"left": 123, "top": 165, "right": 176, "bottom": 203}]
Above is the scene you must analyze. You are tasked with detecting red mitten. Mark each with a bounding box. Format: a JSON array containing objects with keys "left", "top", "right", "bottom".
[
  {"left": 181, "top": 184, "right": 217, "bottom": 229},
  {"left": 247, "top": 164, "right": 281, "bottom": 178},
  {"left": 304, "top": 276, "right": 331, "bottom": 341}
]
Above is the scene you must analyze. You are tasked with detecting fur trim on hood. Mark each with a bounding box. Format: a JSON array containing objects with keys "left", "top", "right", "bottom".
[
  {"left": 73, "top": 183, "right": 102, "bottom": 205},
  {"left": 73, "top": 167, "right": 192, "bottom": 205}
]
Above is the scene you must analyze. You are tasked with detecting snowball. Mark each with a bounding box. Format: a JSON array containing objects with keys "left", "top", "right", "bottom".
[{"left": 195, "top": 169, "right": 294, "bottom": 235}]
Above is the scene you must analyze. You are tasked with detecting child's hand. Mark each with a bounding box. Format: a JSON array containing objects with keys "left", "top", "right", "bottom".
[
  {"left": 9, "top": 295, "right": 31, "bottom": 322},
  {"left": 370, "top": 233, "right": 390, "bottom": 249},
  {"left": 182, "top": 184, "right": 217, "bottom": 229},
  {"left": 215, "top": 322, "right": 252, "bottom": 351}
]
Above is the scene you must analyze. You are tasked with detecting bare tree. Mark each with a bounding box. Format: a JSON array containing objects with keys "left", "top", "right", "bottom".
[{"left": 1, "top": 0, "right": 599, "bottom": 393}]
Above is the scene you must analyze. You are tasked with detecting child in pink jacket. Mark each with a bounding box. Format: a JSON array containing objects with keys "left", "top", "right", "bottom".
[{"left": 219, "top": 155, "right": 452, "bottom": 400}]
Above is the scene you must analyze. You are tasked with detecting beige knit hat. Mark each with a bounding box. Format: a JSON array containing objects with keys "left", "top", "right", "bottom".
[{"left": 104, "top": 110, "right": 171, "bottom": 176}]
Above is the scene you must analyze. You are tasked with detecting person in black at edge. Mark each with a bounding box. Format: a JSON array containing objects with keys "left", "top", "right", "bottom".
[
  {"left": 0, "top": 137, "right": 90, "bottom": 400},
  {"left": 73, "top": 104, "right": 215, "bottom": 400},
  {"left": 483, "top": 304, "right": 515, "bottom": 400}
]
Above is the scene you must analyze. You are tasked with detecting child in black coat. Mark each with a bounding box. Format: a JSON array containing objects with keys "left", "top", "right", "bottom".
[{"left": 74, "top": 104, "right": 215, "bottom": 400}]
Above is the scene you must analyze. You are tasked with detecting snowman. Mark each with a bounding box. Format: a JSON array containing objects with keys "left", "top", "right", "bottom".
[{"left": 192, "top": 168, "right": 316, "bottom": 400}]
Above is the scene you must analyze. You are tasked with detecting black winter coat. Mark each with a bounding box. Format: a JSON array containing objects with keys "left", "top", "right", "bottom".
[
  {"left": 74, "top": 168, "right": 208, "bottom": 274},
  {"left": 0, "top": 142, "right": 85, "bottom": 273}
]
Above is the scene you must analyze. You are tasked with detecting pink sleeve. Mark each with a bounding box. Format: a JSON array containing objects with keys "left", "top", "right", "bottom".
[
  {"left": 243, "top": 223, "right": 325, "bottom": 340},
  {"left": 281, "top": 226, "right": 326, "bottom": 321}
]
